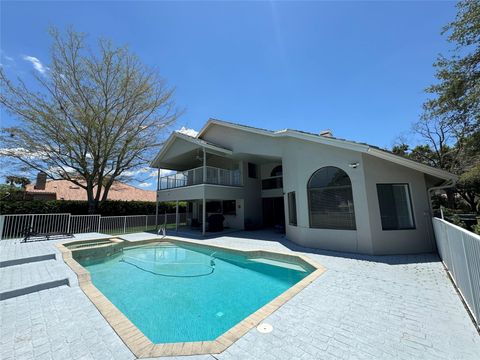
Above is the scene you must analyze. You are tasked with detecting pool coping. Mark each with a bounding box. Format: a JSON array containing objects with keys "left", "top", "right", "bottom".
[{"left": 56, "top": 236, "right": 326, "bottom": 357}]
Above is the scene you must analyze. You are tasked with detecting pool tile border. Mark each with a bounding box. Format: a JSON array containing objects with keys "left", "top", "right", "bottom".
[{"left": 56, "top": 237, "right": 326, "bottom": 357}]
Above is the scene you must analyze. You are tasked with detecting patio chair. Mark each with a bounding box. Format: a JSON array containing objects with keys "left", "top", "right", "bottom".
[{"left": 21, "top": 227, "right": 74, "bottom": 243}]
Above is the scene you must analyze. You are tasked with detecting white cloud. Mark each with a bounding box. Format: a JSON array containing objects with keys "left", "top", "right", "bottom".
[
  {"left": 123, "top": 167, "right": 152, "bottom": 177},
  {"left": 0, "top": 51, "right": 16, "bottom": 68},
  {"left": 0, "top": 147, "right": 48, "bottom": 160},
  {"left": 23, "top": 55, "right": 48, "bottom": 74},
  {"left": 160, "top": 169, "right": 175, "bottom": 176},
  {"left": 138, "top": 182, "right": 152, "bottom": 188},
  {"left": 176, "top": 126, "right": 198, "bottom": 137}
]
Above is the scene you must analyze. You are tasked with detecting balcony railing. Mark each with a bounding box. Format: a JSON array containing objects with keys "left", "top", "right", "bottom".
[
  {"left": 159, "top": 166, "right": 241, "bottom": 190},
  {"left": 262, "top": 176, "right": 283, "bottom": 190}
]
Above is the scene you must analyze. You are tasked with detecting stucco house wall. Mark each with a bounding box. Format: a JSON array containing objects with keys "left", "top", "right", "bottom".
[
  {"left": 282, "top": 138, "right": 373, "bottom": 254},
  {"left": 153, "top": 120, "right": 455, "bottom": 255},
  {"left": 362, "top": 154, "right": 436, "bottom": 254}
]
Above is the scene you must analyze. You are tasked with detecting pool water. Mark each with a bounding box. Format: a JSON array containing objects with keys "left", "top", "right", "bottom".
[{"left": 78, "top": 242, "right": 311, "bottom": 343}]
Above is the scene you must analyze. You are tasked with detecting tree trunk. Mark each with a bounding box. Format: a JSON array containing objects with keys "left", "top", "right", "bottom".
[
  {"left": 87, "top": 199, "right": 98, "bottom": 215},
  {"left": 445, "top": 188, "right": 456, "bottom": 209},
  {"left": 86, "top": 180, "right": 98, "bottom": 214}
]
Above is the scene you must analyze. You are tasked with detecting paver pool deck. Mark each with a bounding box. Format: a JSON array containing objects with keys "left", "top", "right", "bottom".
[{"left": 1, "top": 230, "right": 479, "bottom": 360}]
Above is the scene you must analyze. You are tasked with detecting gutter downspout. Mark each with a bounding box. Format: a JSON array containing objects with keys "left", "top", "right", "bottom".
[
  {"left": 427, "top": 178, "right": 457, "bottom": 215},
  {"left": 202, "top": 147, "right": 207, "bottom": 236},
  {"left": 155, "top": 168, "right": 160, "bottom": 231},
  {"left": 426, "top": 178, "right": 456, "bottom": 252}
]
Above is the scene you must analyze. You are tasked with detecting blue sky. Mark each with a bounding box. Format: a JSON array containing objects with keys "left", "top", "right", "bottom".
[{"left": 0, "top": 1, "right": 457, "bottom": 190}]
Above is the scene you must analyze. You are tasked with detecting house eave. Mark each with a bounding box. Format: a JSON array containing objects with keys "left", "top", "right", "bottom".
[
  {"left": 197, "top": 118, "right": 457, "bottom": 181},
  {"left": 150, "top": 131, "right": 233, "bottom": 168}
]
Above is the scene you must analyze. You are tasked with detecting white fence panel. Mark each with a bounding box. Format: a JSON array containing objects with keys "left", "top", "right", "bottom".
[
  {"left": 125, "top": 215, "right": 148, "bottom": 232},
  {"left": 0, "top": 213, "right": 70, "bottom": 240},
  {"left": 99, "top": 216, "right": 125, "bottom": 235},
  {"left": 432, "top": 217, "right": 480, "bottom": 328},
  {"left": 0, "top": 212, "right": 187, "bottom": 240},
  {"left": 70, "top": 215, "right": 101, "bottom": 234}
]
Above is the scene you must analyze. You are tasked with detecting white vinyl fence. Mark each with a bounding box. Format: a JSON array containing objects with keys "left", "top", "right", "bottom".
[
  {"left": 432, "top": 217, "right": 480, "bottom": 328},
  {"left": 0, "top": 212, "right": 188, "bottom": 240}
]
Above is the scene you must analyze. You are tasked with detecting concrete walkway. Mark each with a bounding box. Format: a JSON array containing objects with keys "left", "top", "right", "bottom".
[{"left": 1, "top": 231, "right": 479, "bottom": 359}]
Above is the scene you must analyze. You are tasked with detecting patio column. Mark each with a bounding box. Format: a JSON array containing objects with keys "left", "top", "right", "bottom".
[
  {"left": 175, "top": 200, "right": 179, "bottom": 232},
  {"left": 202, "top": 197, "right": 206, "bottom": 236},
  {"left": 203, "top": 147, "right": 207, "bottom": 184},
  {"left": 155, "top": 168, "right": 160, "bottom": 231}
]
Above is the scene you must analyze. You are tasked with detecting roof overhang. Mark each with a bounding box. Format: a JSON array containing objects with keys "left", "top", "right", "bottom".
[
  {"left": 150, "top": 131, "right": 232, "bottom": 169},
  {"left": 198, "top": 118, "right": 457, "bottom": 181}
]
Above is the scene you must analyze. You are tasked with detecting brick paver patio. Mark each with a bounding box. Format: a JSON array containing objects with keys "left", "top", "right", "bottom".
[{"left": 1, "top": 231, "right": 479, "bottom": 359}]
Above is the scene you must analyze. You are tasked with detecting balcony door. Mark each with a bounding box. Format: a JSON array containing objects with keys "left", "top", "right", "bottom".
[{"left": 262, "top": 197, "right": 285, "bottom": 229}]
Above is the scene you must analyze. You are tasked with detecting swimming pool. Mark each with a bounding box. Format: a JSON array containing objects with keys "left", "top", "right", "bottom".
[{"left": 75, "top": 241, "right": 315, "bottom": 344}]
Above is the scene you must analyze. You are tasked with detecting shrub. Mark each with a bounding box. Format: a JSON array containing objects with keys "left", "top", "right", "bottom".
[
  {"left": 0, "top": 200, "right": 186, "bottom": 216},
  {"left": 472, "top": 222, "right": 480, "bottom": 236}
]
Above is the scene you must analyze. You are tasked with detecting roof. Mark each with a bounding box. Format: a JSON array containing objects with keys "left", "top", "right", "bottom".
[
  {"left": 25, "top": 180, "right": 156, "bottom": 202},
  {"left": 197, "top": 118, "right": 457, "bottom": 181},
  {"left": 150, "top": 131, "right": 232, "bottom": 168}
]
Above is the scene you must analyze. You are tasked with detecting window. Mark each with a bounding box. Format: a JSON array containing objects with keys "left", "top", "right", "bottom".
[
  {"left": 376, "top": 184, "right": 415, "bottom": 230},
  {"left": 288, "top": 192, "right": 297, "bottom": 226},
  {"left": 307, "top": 166, "right": 356, "bottom": 230},
  {"left": 222, "top": 200, "right": 236, "bottom": 215},
  {"left": 206, "top": 201, "right": 222, "bottom": 213},
  {"left": 270, "top": 165, "right": 283, "bottom": 177},
  {"left": 248, "top": 162, "right": 257, "bottom": 178}
]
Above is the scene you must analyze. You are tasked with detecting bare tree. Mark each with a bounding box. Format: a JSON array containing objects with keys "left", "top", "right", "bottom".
[{"left": 0, "top": 28, "right": 179, "bottom": 213}]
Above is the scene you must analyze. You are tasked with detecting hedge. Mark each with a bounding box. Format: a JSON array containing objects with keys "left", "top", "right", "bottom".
[{"left": 0, "top": 200, "right": 186, "bottom": 216}]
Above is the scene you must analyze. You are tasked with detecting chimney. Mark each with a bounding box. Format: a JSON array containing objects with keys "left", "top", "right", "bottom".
[
  {"left": 35, "top": 172, "right": 47, "bottom": 190},
  {"left": 319, "top": 129, "right": 333, "bottom": 137}
]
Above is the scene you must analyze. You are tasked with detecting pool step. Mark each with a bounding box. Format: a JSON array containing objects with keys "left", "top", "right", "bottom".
[
  {"left": 0, "top": 259, "right": 74, "bottom": 301},
  {"left": 249, "top": 258, "right": 308, "bottom": 272},
  {"left": 0, "top": 253, "right": 56, "bottom": 268},
  {"left": 0, "top": 279, "right": 70, "bottom": 300}
]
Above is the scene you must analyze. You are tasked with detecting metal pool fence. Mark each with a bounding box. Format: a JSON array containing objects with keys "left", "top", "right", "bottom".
[
  {"left": 432, "top": 217, "right": 480, "bottom": 329},
  {"left": 0, "top": 212, "right": 187, "bottom": 240}
]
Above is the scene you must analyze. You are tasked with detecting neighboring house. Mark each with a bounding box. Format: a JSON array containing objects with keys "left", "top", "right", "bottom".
[
  {"left": 151, "top": 119, "right": 456, "bottom": 255},
  {"left": 24, "top": 173, "right": 156, "bottom": 202}
]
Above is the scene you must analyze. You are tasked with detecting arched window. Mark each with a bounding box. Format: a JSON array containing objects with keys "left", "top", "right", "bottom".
[
  {"left": 270, "top": 165, "right": 283, "bottom": 177},
  {"left": 307, "top": 167, "right": 356, "bottom": 230}
]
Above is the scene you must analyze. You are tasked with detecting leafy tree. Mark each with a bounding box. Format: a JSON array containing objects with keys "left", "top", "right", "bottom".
[
  {"left": 5, "top": 175, "right": 30, "bottom": 188},
  {"left": 396, "top": 1, "right": 480, "bottom": 212},
  {"left": 0, "top": 184, "right": 24, "bottom": 201},
  {"left": 456, "top": 164, "right": 480, "bottom": 212},
  {"left": 0, "top": 28, "right": 179, "bottom": 213},
  {"left": 423, "top": 0, "right": 479, "bottom": 137}
]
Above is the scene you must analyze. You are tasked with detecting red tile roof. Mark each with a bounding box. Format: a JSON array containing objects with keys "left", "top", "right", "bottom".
[{"left": 25, "top": 180, "right": 156, "bottom": 202}]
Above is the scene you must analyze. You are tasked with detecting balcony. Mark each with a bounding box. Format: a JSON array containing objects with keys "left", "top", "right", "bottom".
[
  {"left": 159, "top": 166, "right": 241, "bottom": 190},
  {"left": 261, "top": 176, "right": 283, "bottom": 190}
]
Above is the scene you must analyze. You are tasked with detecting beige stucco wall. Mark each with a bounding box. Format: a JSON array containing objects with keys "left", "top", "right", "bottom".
[
  {"left": 202, "top": 126, "right": 283, "bottom": 158},
  {"left": 163, "top": 123, "right": 439, "bottom": 255},
  {"left": 157, "top": 184, "right": 244, "bottom": 202},
  {"left": 361, "top": 153, "right": 435, "bottom": 254},
  {"left": 224, "top": 199, "right": 245, "bottom": 229},
  {"left": 282, "top": 138, "right": 373, "bottom": 254}
]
